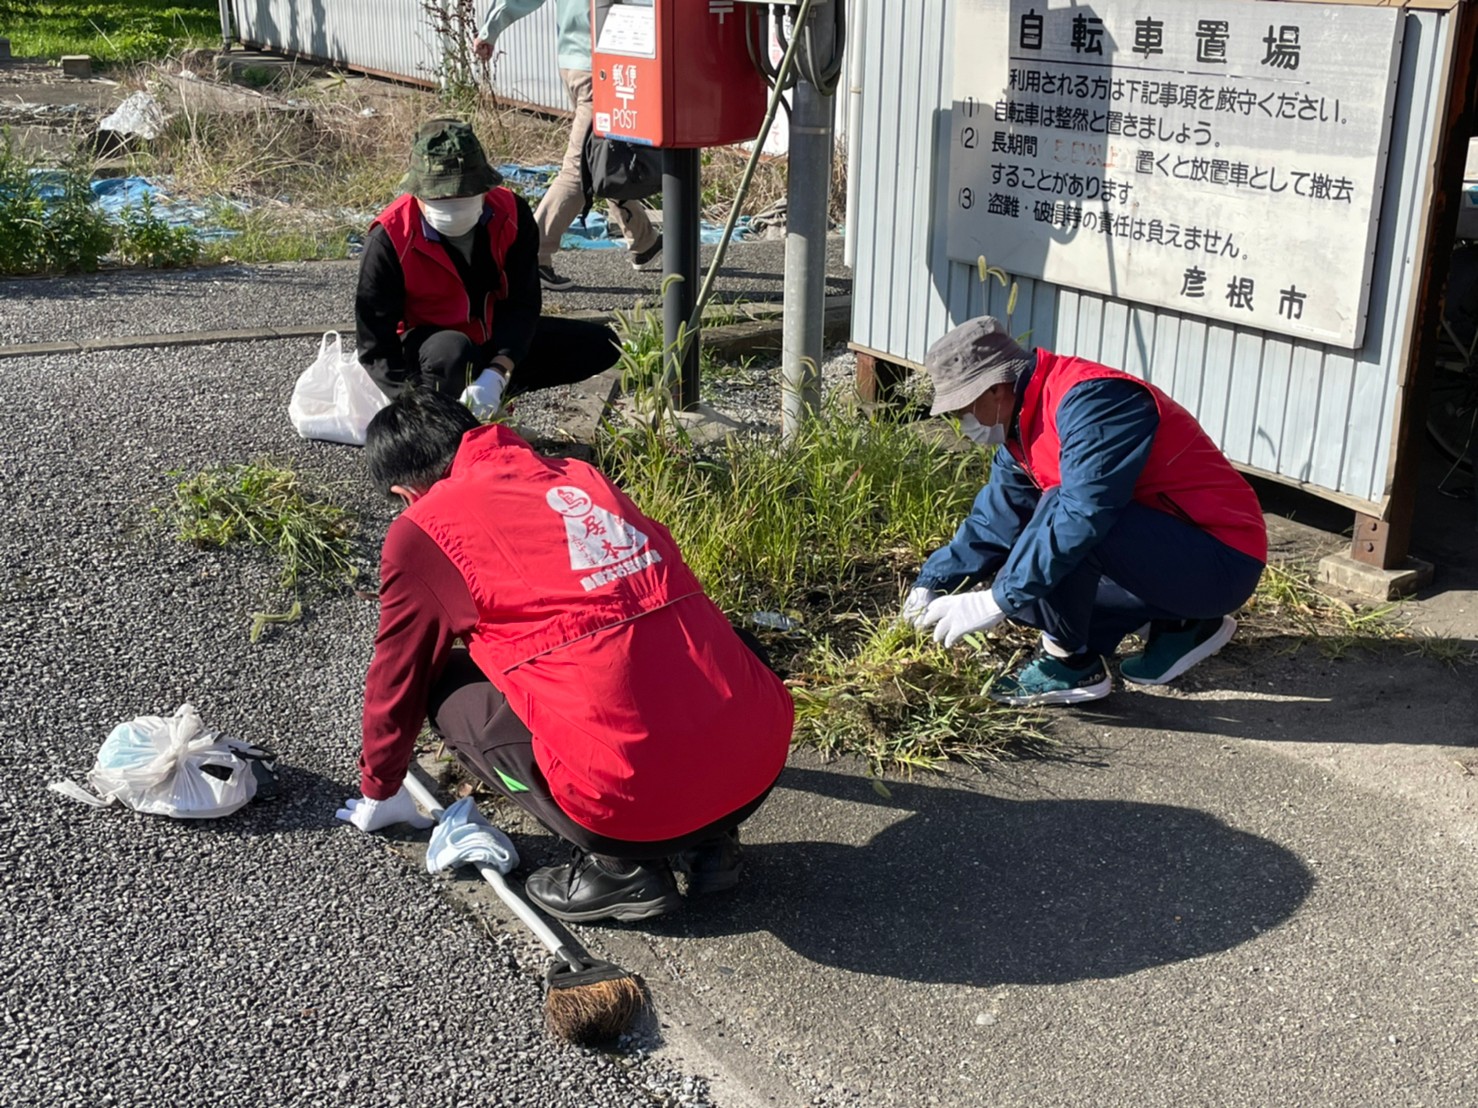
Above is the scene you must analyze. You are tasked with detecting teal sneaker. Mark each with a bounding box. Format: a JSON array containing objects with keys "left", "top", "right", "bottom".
[
  {"left": 1120, "top": 615, "right": 1237, "bottom": 685},
  {"left": 989, "top": 651, "right": 1112, "bottom": 707}
]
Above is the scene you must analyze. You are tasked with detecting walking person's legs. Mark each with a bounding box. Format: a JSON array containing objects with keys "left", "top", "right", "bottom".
[{"left": 531, "top": 68, "right": 595, "bottom": 289}]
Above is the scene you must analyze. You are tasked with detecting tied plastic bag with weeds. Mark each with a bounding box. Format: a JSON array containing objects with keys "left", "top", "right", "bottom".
[{"left": 49, "top": 704, "right": 277, "bottom": 819}]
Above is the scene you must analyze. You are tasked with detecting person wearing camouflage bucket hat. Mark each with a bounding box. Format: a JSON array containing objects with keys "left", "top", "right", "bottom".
[
  {"left": 901, "top": 315, "right": 1267, "bottom": 710},
  {"left": 354, "top": 118, "right": 621, "bottom": 416},
  {"left": 401, "top": 117, "right": 503, "bottom": 200}
]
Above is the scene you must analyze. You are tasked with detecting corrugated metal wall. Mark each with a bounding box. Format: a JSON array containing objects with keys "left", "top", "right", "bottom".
[
  {"left": 233, "top": 0, "right": 445, "bottom": 87},
  {"left": 850, "top": 0, "right": 1453, "bottom": 511}
]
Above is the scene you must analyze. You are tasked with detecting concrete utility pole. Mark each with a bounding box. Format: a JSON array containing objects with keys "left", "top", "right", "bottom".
[{"left": 781, "top": 0, "right": 840, "bottom": 438}]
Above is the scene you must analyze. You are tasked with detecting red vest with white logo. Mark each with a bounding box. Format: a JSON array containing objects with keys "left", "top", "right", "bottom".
[
  {"left": 1017, "top": 350, "right": 1268, "bottom": 563},
  {"left": 403, "top": 425, "right": 793, "bottom": 840},
  {"left": 372, "top": 189, "right": 521, "bottom": 345}
]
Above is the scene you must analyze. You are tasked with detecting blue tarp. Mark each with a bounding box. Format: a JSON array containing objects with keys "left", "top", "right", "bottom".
[
  {"left": 495, "top": 162, "right": 753, "bottom": 250},
  {"left": 20, "top": 171, "right": 245, "bottom": 242},
  {"left": 24, "top": 165, "right": 752, "bottom": 254},
  {"left": 89, "top": 176, "right": 245, "bottom": 242}
]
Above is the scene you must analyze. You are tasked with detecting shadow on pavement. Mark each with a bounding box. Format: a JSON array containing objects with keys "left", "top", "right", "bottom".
[
  {"left": 1078, "top": 638, "right": 1478, "bottom": 748},
  {"left": 657, "top": 765, "right": 1313, "bottom": 987}
]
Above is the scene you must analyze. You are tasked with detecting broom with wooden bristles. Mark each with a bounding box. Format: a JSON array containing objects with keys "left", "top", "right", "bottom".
[{"left": 401, "top": 769, "right": 647, "bottom": 1045}]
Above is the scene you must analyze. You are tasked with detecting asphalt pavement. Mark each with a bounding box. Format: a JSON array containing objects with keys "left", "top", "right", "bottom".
[{"left": 1, "top": 248, "right": 1474, "bottom": 1108}]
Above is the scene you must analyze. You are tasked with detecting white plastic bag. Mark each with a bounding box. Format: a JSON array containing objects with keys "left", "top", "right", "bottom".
[
  {"left": 288, "top": 331, "right": 389, "bottom": 446},
  {"left": 49, "top": 704, "right": 272, "bottom": 819}
]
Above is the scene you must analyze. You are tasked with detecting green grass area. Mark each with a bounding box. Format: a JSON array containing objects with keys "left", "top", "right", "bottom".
[{"left": 1, "top": 1, "right": 219, "bottom": 64}]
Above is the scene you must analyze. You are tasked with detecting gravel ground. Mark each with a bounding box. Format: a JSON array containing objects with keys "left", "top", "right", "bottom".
[
  {"left": 0, "top": 240, "right": 851, "bottom": 348},
  {"left": 0, "top": 339, "right": 724, "bottom": 1108}
]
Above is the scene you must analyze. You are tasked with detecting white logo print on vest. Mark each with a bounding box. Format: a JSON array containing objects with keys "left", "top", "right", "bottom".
[{"left": 545, "top": 485, "right": 663, "bottom": 591}]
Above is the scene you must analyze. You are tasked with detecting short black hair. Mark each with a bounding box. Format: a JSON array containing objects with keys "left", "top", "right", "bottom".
[{"left": 365, "top": 387, "right": 480, "bottom": 497}]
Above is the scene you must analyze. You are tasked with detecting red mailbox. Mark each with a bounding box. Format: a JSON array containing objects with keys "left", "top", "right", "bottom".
[{"left": 591, "top": 1, "right": 768, "bottom": 148}]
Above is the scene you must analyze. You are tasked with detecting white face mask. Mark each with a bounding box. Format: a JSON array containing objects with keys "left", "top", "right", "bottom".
[
  {"left": 959, "top": 412, "right": 1007, "bottom": 446},
  {"left": 421, "top": 195, "right": 484, "bottom": 237}
]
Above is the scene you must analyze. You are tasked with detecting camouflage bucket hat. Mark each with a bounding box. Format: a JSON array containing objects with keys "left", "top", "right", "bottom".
[{"left": 401, "top": 118, "right": 502, "bottom": 199}]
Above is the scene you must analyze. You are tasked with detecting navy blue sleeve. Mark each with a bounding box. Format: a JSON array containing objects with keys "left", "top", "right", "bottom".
[
  {"left": 913, "top": 447, "right": 1042, "bottom": 593},
  {"left": 991, "top": 378, "right": 1159, "bottom": 611}
]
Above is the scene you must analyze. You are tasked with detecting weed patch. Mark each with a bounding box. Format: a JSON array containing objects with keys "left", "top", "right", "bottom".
[
  {"left": 0, "top": 137, "right": 114, "bottom": 275},
  {"left": 112, "top": 196, "right": 200, "bottom": 267},
  {"left": 163, "top": 462, "right": 360, "bottom": 641},
  {"left": 596, "top": 381, "right": 1056, "bottom": 774},
  {"left": 790, "top": 619, "right": 1054, "bottom": 776},
  {"left": 1239, "top": 559, "right": 1476, "bottom": 664}
]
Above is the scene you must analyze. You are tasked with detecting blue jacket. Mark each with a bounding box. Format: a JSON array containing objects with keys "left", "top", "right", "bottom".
[{"left": 913, "top": 361, "right": 1161, "bottom": 611}]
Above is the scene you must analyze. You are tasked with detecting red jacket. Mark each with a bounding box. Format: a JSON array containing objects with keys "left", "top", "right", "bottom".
[
  {"left": 393, "top": 425, "right": 793, "bottom": 841},
  {"left": 371, "top": 189, "right": 521, "bottom": 345},
  {"left": 1017, "top": 351, "right": 1268, "bottom": 563}
]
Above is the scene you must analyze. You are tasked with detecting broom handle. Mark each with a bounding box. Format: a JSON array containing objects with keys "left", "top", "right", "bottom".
[{"left": 401, "top": 769, "right": 574, "bottom": 960}]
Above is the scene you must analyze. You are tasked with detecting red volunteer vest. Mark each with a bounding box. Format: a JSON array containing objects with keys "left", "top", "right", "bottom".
[
  {"left": 1016, "top": 350, "right": 1268, "bottom": 563},
  {"left": 372, "top": 189, "right": 521, "bottom": 345},
  {"left": 404, "top": 425, "right": 793, "bottom": 840}
]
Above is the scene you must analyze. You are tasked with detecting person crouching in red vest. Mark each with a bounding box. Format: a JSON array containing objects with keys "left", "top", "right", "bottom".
[
  {"left": 355, "top": 118, "right": 620, "bottom": 420},
  {"left": 335, "top": 388, "right": 794, "bottom": 924},
  {"left": 901, "top": 316, "right": 1268, "bottom": 707}
]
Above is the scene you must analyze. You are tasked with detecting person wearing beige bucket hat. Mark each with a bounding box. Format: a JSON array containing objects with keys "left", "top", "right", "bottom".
[
  {"left": 900, "top": 316, "right": 1269, "bottom": 706},
  {"left": 355, "top": 118, "right": 621, "bottom": 419}
]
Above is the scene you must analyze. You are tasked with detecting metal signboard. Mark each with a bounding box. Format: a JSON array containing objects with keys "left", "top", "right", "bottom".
[{"left": 944, "top": 0, "right": 1404, "bottom": 347}]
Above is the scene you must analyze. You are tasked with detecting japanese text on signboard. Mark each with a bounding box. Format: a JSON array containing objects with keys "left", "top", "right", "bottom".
[{"left": 945, "top": 0, "right": 1403, "bottom": 347}]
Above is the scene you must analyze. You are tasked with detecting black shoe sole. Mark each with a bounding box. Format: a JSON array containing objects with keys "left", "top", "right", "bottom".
[{"left": 529, "top": 890, "right": 682, "bottom": 923}]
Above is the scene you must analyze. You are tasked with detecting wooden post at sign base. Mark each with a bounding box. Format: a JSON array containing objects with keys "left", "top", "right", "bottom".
[
  {"left": 1351, "top": 0, "right": 1478, "bottom": 569},
  {"left": 854, "top": 350, "right": 909, "bottom": 408}
]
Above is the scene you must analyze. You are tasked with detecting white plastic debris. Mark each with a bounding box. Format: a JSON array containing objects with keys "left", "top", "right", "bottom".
[{"left": 97, "top": 91, "right": 168, "bottom": 142}]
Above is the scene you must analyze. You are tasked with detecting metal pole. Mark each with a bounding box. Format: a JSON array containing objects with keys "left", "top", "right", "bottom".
[
  {"left": 663, "top": 146, "right": 702, "bottom": 412},
  {"left": 782, "top": 0, "right": 838, "bottom": 438},
  {"left": 842, "top": 0, "right": 866, "bottom": 270},
  {"left": 217, "top": 0, "right": 232, "bottom": 53}
]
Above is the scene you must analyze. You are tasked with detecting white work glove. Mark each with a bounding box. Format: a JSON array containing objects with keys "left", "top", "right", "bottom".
[
  {"left": 335, "top": 784, "right": 434, "bottom": 833},
  {"left": 459, "top": 367, "right": 506, "bottom": 420},
  {"left": 918, "top": 590, "right": 1007, "bottom": 647},
  {"left": 899, "top": 585, "right": 941, "bottom": 628}
]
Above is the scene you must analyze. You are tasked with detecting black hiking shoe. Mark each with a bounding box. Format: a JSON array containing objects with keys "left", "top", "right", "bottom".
[
  {"left": 630, "top": 235, "right": 663, "bottom": 270},
  {"left": 524, "top": 850, "right": 680, "bottom": 923},
  {"left": 670, "top": 830, "right": 742, "bottom": 895},
  {"left": 538, "top": 264, "right": 575, "bottom": 291}
]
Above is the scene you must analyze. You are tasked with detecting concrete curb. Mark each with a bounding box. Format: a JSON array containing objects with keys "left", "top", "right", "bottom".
[{"left": 0, "top": 296, "right": 853, "bottom": 362}]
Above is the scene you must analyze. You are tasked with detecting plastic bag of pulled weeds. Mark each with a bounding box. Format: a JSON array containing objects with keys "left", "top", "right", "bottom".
[{"left": 49, "top": 704, "right": 276, "bottom": 819}]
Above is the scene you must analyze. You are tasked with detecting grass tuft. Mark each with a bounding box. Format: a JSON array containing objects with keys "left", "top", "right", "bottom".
[
  {"left": 5, "top": 1, "right": 219, "bottom": 65},
  {"left": 163, "top": 462, "right": 359, "bottom": 640},
  {"left": 790, "top": 618, "right": 1054, "bottom": 776}
]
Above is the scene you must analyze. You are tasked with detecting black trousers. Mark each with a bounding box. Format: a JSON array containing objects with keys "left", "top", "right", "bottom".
[
  {"left": 426, "top": 650, "right": 773, "bottom": 862},
  {"left": 401, "top": 316, "right": 620, "bottom": 398}
]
